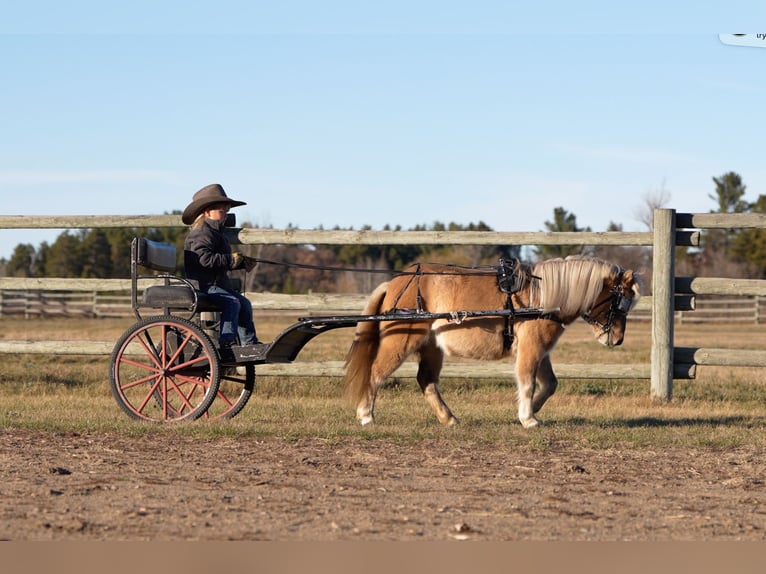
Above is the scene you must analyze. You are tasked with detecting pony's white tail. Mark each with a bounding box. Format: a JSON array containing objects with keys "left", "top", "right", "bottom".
[{"left": 343, "top": 282, "right": 388, "bottom": 406}]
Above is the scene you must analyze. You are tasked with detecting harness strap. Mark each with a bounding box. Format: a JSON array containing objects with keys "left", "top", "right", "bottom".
[
  {"left": 539, "top": 312, "right": 565, "bottom": 325},
  {"left": 503, "top": 293, "right": 515, "bottom": 351},
  {"left": 390, "top": 263, "right": 422, "bottom": 311},
  {"left": 415, "top": 264, "right": 424, "bottom": 313},
  {"left": 497, "top": 259, "right": 524, "bottom": 351}
]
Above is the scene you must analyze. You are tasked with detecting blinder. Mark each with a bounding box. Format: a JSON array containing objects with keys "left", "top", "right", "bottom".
[
  {"left": 614, "top": 290, "right": 633, "bottom": 315},
  {"left": 582, "top": 274, "right": 634, "bottom": 334}
]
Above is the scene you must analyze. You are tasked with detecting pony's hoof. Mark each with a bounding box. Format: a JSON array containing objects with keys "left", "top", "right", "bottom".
[
  {"left": 358, "top": 414, "right": 374, "bottom": 426},
  {"left": 520, "top": 417, "right": 541, "bottom": 429},
  {"left": 444, "top": 416, "right": 460, "bottom": 427}
]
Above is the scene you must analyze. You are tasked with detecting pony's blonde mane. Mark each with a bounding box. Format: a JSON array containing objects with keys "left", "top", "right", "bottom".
[{"left": 530, "top": 256, "right": 623, "bottom": 317}]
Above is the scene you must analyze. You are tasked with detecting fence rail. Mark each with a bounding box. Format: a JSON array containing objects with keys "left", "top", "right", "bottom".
[{"left": 2, "top": 289, "right": 763, "bottom": 323}]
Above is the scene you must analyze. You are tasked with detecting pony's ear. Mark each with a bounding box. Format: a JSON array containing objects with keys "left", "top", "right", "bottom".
[{"left": 622, "top": 269, "right": 642, "bottom": 299}]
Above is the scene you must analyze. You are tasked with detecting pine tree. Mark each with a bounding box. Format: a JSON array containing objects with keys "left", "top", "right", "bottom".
[
  {"left": 705, "top": 171, "right": 749, "bottom": 263},
  {"left": 732, "top": 194, "right": 766, "bottom": 277},
  {"left": 534, "top": 207, "right": 592, "bottom": 259},
  {"left": 5, "top": 244, "right": 37, "bottom": 277},
  {"left": 81, "top": 229, "right": 114, "bottom": 278},
  {"left": 42, "top": 232, "right": 84, "bottom": 277}
]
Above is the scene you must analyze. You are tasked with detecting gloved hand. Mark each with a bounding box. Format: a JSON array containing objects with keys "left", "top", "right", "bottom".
[{"left": 231, "top": 252, "right": 258, "bottom": 271}]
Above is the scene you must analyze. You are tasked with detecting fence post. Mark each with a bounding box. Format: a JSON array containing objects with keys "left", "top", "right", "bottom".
[{"left": 651, "top": 208, "right": 676, "bottom": 400}]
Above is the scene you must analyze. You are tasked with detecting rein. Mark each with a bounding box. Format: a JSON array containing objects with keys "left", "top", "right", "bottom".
[{"left": 247, "top": 256, "right": 506, "bottom": 278}]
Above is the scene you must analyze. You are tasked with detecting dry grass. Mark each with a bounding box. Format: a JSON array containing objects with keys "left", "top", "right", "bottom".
[{"left": 1, "top": 315, "right": 765, "bottom": 450}]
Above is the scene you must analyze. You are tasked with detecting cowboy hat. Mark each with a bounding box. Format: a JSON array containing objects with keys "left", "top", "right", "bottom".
[{"left": 182, "top": 183, "right": 247, "bottom": 225}]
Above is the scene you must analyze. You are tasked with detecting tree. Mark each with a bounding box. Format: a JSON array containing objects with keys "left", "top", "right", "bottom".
[
  {"left": 686, "top": 172, "right": 759, "bottom": 279},
  {"left": 704, "top": 171, "right": 749, "bottom": 262},
  {"left": 42, "top": 232, "right": 84, "bottom": 277},
  {"left": 710, "top": 171, "right": 748, "bottom": 214},
  {"left": 634, "top": 179, "right": 671, "bottom": 231},
  {"left": 534, "top": 207, "right": 592, "bottom": 259},
  {"left": 732, "top": 194, "right": 766, "bottom": 277},
  {"left": 105, "top": 227, "right": 139, "bottom": 278},
  {"left": 81, "top": 229, "right": 114, "bottom": 278},
  {"left": 5, "top": 244, "right": 37, "bottom": 277}
]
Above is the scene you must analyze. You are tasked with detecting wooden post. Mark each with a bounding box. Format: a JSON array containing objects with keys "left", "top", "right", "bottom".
[{"left": 651, "top": 208, "right": 676, "bottom": 400}]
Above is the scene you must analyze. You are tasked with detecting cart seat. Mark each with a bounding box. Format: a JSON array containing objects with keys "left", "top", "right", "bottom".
[{"left": 131, "top": 237, "right": 229, "bottom": 317}]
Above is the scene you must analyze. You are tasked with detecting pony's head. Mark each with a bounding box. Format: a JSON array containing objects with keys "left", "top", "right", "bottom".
[
  {"left": 532, "top": 256, "right": 641, "bottom": 347},
  {"left": 581, "top": 267, "right": 641, "bottom": 347}
]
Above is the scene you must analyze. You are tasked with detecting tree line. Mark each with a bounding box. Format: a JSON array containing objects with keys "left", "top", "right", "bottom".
[{"left": 1, "top": 171, "right": 764, "bottom": 293}]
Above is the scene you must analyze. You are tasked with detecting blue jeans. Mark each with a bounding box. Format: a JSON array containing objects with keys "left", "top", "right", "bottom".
[{"left": 204, "top": 285, "right": 257, "bottom": 345}]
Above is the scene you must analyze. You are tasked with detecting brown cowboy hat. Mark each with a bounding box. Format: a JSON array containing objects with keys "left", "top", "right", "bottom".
[{"left": 182, "top": 183, "right": 247, "bottom": 225}]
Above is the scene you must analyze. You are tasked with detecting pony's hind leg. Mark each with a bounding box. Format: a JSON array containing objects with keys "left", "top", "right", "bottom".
[
  {"left": 355, "top": 382, "right": 378, "bottom": 426},
  {"left": 416, "top": 338, "right": 458, "bottom": 426},
  {"left": 356, "top": 325, "right": 428, "bottom": 425}
]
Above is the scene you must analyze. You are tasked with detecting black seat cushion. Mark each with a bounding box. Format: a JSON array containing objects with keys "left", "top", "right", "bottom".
[{"left": 142, "top": 285, "right": 195, "bottom": 309}]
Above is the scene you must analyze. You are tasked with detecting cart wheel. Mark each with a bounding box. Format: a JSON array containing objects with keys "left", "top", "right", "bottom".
[
  {"left": 109, "top": 315, "right": 221, "bottom": 422},
  {"left": 202, "top": 363, "right": 255, "bottom": 419}
]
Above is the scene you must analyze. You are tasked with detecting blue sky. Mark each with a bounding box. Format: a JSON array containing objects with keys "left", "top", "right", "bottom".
[{"left": 1, "top": 2, "right": 765, "bottom": 259}]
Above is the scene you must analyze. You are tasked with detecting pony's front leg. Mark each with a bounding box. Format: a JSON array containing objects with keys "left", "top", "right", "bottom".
[
  {"left": 515, "top": 352, "right": 541, "bottom": 428},
  {"left": 422, "top": 383, "right": 459, "bottom": 426},
  {"left": 515, "top": 321, "right": 564, "bottom": 428},
  {"left": 532, "top": 355, "right": 558, "bottom": 414}
]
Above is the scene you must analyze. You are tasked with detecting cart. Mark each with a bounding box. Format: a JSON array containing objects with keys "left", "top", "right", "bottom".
[{"left": 109, "top": 237, "right": 546, "bottom": 422}]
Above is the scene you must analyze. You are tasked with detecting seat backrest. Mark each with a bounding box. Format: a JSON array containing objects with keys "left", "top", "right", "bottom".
[{"left": 133, "top": 237, "right": 177, "bottom": 273}]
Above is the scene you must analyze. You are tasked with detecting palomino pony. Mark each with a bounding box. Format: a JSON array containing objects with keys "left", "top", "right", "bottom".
[{"left": 344, "top": 256, "right": 640, "bottom": 428}]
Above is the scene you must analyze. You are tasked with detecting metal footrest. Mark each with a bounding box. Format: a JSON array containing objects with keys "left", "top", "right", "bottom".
[{"left": 220, "top": 342, "right": 270, "bottom": 364}]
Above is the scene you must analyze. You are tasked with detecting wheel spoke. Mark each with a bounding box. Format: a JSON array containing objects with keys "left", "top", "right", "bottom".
[{"left": 135, "top": 376, "right": 164, "bottom": 415}]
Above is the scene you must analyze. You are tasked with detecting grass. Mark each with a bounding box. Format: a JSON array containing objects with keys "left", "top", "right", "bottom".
[{"left": 1, "top": 315, "right": 765, "bottom": 450}]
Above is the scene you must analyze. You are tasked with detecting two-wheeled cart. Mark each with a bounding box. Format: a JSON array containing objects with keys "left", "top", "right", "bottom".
[{"left": 109, "top": 238, "right": 545, "bottom": 422}]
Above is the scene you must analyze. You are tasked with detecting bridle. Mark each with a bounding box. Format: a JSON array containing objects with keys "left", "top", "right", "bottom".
[{"left": 581, "top": 274, "right": 634, "bottom": 336}]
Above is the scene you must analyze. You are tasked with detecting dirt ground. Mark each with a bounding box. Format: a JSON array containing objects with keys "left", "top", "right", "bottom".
[{"left": 0, "top": 429, "right": 764, "bottom": 541}]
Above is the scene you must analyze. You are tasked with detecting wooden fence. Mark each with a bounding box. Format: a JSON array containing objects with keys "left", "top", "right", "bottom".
[
  {"left": 0, "top": 209, "right": 764, "bottom": 394},
  {"left": 650, "top": 210, "right": 766, "bottom": 400}
]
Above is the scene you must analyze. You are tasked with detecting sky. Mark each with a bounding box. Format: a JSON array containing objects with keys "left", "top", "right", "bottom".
[{"left": 1, "top": 2, "right": 765, "bottom": 260}]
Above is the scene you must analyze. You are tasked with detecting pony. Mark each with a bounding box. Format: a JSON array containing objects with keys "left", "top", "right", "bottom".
[{"left": 343, "top": 256, "right": 641, "bottom": 428}]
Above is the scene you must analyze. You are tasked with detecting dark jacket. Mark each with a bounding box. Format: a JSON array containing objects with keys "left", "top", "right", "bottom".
[{"left": 184, "top": 218, "right": 236, "bottom": 291}]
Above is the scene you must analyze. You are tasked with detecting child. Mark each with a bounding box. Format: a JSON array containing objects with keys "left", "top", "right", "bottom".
[{"left": 182, "top": 183, "right": 258, "bottom": 347}]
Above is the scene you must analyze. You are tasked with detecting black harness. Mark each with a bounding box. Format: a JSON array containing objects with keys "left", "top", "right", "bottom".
[
  {"left": 496, "top": 259, "right": 537, "bottom": 351},
  {"left": 581, "top": 272, "right": 633, "bottom": 336}
]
